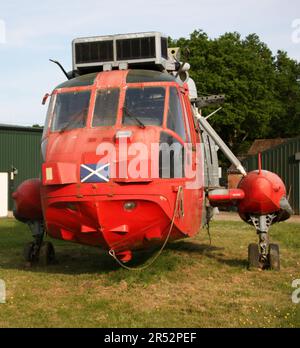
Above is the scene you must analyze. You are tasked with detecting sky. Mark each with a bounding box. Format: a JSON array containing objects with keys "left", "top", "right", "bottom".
[{"left": 0, "top": 0, "right": 299, "bottom": 126}]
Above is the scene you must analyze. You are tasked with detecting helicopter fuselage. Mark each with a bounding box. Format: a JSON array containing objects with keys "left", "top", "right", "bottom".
[{"left": 38, "top": 69, "right": 205, "bottom": 261}]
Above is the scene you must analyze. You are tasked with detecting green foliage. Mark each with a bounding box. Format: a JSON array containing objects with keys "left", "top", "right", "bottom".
[
  {"left": 272, "top": 51, "right": 300, "bottom": 137},
  {"left": 170, "top": 30, "right": 300, "bottom": 153}
]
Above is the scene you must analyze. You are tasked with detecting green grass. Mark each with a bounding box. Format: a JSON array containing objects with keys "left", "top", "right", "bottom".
[{"left": 0, "top": 218, "right": 300, "bottom": 328}]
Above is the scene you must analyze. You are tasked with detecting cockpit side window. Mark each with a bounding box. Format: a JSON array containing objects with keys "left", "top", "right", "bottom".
[
  {"left": 92, "top": 89, "right": 120, "bottom": 127},
  {"left": 167, "top": 87, "right": 186, "bottom": 142},
  {"left": 182, "top": 100, "right": 192, "bottom": 143},
  {"left": 123, "top": 87, "right": 165, "bottom": 126},
  {"left": 51, "top": 91, "right": 91, "bottom": 132},
  {"left": 42, "top": 94, "right": 56, "bottom": 139}
]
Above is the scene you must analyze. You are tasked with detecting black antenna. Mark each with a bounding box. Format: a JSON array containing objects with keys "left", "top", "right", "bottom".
[{"left": 49, "top": 59, "right": 70, "bottom": 80}]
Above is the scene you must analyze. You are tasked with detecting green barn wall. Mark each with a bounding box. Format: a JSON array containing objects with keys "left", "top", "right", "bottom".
[{"left": 0, "top": 125, "right": 43, "bottom": 210}]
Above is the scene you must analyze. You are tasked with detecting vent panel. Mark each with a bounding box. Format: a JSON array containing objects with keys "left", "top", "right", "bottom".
[
  {"left": 116, "top": 37, "right": 156, "bottom": 61},
  {"left": 75, "top": 40, "right": 114, "bottom": 64}
]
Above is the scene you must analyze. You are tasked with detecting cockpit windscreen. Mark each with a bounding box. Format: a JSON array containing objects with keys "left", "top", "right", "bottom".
[
  {"left": 123, "top": 87, "right": 165, "bottom": 126},
  {"left": 51, "top": 91, "right": 91, "bottom": 131}
]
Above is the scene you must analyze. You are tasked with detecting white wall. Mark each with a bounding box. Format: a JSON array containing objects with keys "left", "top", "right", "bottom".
[{"left": 0, "top": 173, "right": 8, "bottom": 217}]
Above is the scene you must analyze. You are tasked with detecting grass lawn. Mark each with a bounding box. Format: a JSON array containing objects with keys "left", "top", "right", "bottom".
[{"left": 0, "top": 217, "right": 299, "bottom": 328}]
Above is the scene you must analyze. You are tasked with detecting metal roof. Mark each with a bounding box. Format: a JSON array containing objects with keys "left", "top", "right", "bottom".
[{"left": 247, "top": 138, "right": 290, "bottom": 156}]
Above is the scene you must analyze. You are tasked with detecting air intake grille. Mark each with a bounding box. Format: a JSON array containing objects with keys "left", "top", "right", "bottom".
[
  {"left": 116, "top": 37, "right": 156, "bottom": 61},
  {"left": 75, "top": 40, "right": 114, "bottom": 64},
  {"left": 73, "top": 32, "right": 170, "bottom": 71},
  {"left": 161, "top": 37, "right": 168, "bottom": 59}
]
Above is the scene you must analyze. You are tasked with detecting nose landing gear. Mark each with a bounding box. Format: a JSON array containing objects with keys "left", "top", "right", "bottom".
[
  {"left": 248, "top": 214, "right": 280, "bottom": 271},
  {"left": 23, "top": 221, "right": 56, "bottom": 266}
]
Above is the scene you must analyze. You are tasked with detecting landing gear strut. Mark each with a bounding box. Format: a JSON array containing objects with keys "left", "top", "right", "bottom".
[
  {"left": 248, "top": 214, "right": 280, "bottom": 270},
  {"left": 24, "top": 221, "right": 55, "bottom": 266}
]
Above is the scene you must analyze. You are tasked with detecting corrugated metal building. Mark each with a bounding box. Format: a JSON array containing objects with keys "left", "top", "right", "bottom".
[
  {"left": 0, "top": 124, "right": 43, "bottom": 215},
  {"left": 242, "top": 136, "right": 300, "bottom": 214}
]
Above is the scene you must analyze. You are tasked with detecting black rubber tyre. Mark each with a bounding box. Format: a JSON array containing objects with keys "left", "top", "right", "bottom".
[
  {"left": 23, "top": 242, "right": 36, "bottom": 262},
  {"left": 248, "top": 243, "right": 260, "bottom": 269},
  {"left": 269, "top": 244, "right": 280, "bottom": 271},
  {"left": 39, "top": 242, "right": 55, "bottom": 266}
]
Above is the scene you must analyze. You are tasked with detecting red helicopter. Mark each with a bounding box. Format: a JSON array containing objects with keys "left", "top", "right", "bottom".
[{"left": 13, "top": 32, "right": 293, "bottom": 270}]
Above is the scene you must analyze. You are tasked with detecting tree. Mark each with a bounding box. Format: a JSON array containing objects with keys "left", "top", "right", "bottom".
[
  {"left": 271, "top": 50, "right": 300, "bottom": 137},
  {"left": 170, "top": 30, "right": 300, "bottom": 154}
]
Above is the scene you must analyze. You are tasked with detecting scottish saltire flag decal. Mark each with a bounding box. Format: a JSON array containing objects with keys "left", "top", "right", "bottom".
[{"left": 80, "top": 163, "right": 110, "bottom": 183}]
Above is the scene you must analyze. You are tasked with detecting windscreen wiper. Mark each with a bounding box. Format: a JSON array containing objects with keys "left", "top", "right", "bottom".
[
  {"left": 123, "top": 106, "right": 146, "bottom": 129},
  {"left": 59, "top": 116, "right": 78, "bottom": 133},
  {"left": 59, "top": 109, "right": 87, "bottom": 133},
  {"left": 59, "top": 121, "right": 73, "bottom": 133}
]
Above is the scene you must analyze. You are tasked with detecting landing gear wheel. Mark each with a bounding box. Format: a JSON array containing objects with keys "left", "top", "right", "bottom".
[
  {"left": 248, "top": 243, "right": 261, "bottom": 269},
  {"left": 39, "top": 242, "right": 55, "bottom": 266},
  {"left": 269, "top": 244, "right": 280, "bottom": 271},
  {"left": 23, "top": 242, "right": 37, "bottom": 263}
]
